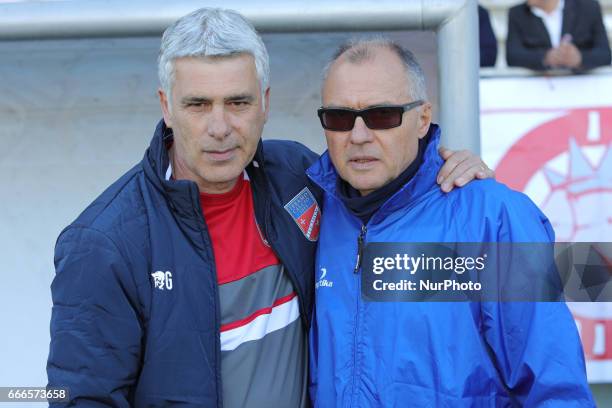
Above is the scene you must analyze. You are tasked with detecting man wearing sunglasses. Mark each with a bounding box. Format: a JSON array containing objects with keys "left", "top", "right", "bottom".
[
  {"left": 47, "top": 8, "right": 496, "bottom": 407},
  {"left": 308, "top": 39, "right": 593, "bottom": 406}
]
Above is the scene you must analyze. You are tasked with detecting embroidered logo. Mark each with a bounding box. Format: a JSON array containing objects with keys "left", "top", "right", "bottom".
[
  {"left": 284, "top": 187, "right": 321, "bottom": 241},
  {"left": 315, "top": 267, "right": 333, "bottom": 289},
  {"left": 151, "top": 271, "right": 173, "bottom": 290}
]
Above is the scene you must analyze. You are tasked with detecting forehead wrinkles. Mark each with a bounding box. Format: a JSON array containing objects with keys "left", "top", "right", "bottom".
[
  {"left": 173, "top": 56, "right": 260, "bottom": 99},
  {"left": 323, "top": 55, "right": 411, "bottom": 107}
]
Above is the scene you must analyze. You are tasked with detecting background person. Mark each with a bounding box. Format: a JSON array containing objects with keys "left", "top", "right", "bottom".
[
  {"left": 479, "top": 4, "right": 498, "bottom": 67},
  {"left": 506, "top": 0, "right": 611, "bottom": 70}
]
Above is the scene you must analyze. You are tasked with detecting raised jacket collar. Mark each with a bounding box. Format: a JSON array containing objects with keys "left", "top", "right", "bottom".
[{"left": 306, "top": 123, "right": 443, "bottom": 225}]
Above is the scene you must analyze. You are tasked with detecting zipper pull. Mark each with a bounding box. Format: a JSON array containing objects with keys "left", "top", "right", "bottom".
[{"left": 354, "top": 225, "right": 367, "bottom": 273}]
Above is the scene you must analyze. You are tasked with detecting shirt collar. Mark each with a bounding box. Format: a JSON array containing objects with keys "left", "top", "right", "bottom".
[{"left": 530, "top": 0, "right": 564, "bottom": 18}]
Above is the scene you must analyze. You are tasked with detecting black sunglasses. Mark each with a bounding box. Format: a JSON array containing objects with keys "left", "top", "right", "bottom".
[{"left": 317, "top": 100, "right": 424, "bottom": 131}]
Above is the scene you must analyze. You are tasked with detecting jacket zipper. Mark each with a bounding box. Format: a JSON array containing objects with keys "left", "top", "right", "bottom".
[
  {"left": 252, "top": 169, "right": 309, "bottom": 330},
  {"left": 351, "top": 224, "right": 367, "bottom": 406},
  {"left": 354, "top": 224, "right": 367, "bottom": 273},
  {"left": 264, "top": 195, "right": 303, "bottom": 316},
  {"left": 191, "top": 186, "right": 224, "bottom": 408}
]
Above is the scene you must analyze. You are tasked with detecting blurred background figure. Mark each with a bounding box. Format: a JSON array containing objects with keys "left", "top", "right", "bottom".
[
  {"left": 506, "top": 0, "right": 611, "bottom": 71},
  {"left": 479, "top": 4, "right": 498, "bottom": 67}
]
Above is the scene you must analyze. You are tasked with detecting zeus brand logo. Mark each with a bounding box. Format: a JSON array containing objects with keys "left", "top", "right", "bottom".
[{"left": 151, "top": 271, "right": 173, "bottom": 290}]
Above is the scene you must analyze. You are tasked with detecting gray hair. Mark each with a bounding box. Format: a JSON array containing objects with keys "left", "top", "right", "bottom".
[
  {"left": 158, "top": 8, "right": 270, "bottom": 109},
  {"left": 322, "top": 38, "right": 428, "bottom": 102}
]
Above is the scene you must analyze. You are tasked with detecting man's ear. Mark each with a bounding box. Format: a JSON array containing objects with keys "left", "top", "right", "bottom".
[
  {"left": 263, "top": 87, "right": 271, "bottom": 123},
  {"left": 158, "top": 88, "right": 173, "bottom": 128},
  {"left": 417, "top": 102, "right": 432, "bottom": 139}
]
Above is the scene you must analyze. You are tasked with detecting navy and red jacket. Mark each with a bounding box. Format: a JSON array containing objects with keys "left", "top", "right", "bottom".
[{"left": 47, "top": 120, "right": 321, "bottom": 407}]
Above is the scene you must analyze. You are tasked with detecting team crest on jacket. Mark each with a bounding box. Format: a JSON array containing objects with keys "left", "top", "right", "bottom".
[{"left": 284, "top": 187, "right": 321, "bottom": 241}]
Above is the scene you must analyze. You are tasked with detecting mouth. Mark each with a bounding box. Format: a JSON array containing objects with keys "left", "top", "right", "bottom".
[
  {"left": 204, "top": 147, "right": 237, "bottom": 162},
  {"left": 348, "top": 156, "right": 378, "bottom": 169}
]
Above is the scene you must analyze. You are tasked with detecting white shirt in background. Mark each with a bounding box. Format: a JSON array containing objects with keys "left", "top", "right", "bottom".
[{"left": 530, "top": 0, "right": 566, "bottom": 48}]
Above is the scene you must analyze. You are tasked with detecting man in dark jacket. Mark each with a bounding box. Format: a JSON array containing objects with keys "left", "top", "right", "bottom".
[
  {"left": 479, "top": 4, "right": 498, "bottom": 67},
  {"left": 507, "top": 0, "right": 611, "bottom": 70},
  {"left": 46, "top": 7, "right": 492, "bottom": 408}
]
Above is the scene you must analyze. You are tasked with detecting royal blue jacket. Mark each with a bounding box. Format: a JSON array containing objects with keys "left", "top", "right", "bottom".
[
  {"left": 307, "top": 125, "right": 594, "bottom": 407},
  {"left": 47, "top": 120, "right": 322, "bottom": 407}
]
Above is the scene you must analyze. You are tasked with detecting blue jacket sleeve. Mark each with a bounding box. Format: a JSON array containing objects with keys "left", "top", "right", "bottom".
[
  {"left": 482, "top": 193, "right": 594, "bottom": 407},
  {"left": 47, "top": 227, "right": 143, "bottom": 407}
]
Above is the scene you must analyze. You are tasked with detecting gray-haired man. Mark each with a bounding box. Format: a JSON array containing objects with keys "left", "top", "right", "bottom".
[{"left": 47, "top": 8, "right": 491, "bottom": 407}]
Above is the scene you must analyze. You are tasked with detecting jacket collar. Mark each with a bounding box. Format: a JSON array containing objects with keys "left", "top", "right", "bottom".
[
  {"left": 524, "top": 0, "right": 576, "bottom": 46},
  {"left": 306, "top": 124, "right": 443, "bottom": 225},
  {"left": 530, "top": 0, "right": 564, "bottom": 18},
  {"left": 522, "top": 2, "right": 552, "bottom": 48}
]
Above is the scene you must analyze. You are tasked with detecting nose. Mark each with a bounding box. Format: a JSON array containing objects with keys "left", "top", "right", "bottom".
[
  {"left": 349, "top": 116, "right": 374, "bottom": 145},
  {"left": 207, "top": 105, "right": 231, "bottom": 140}
]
